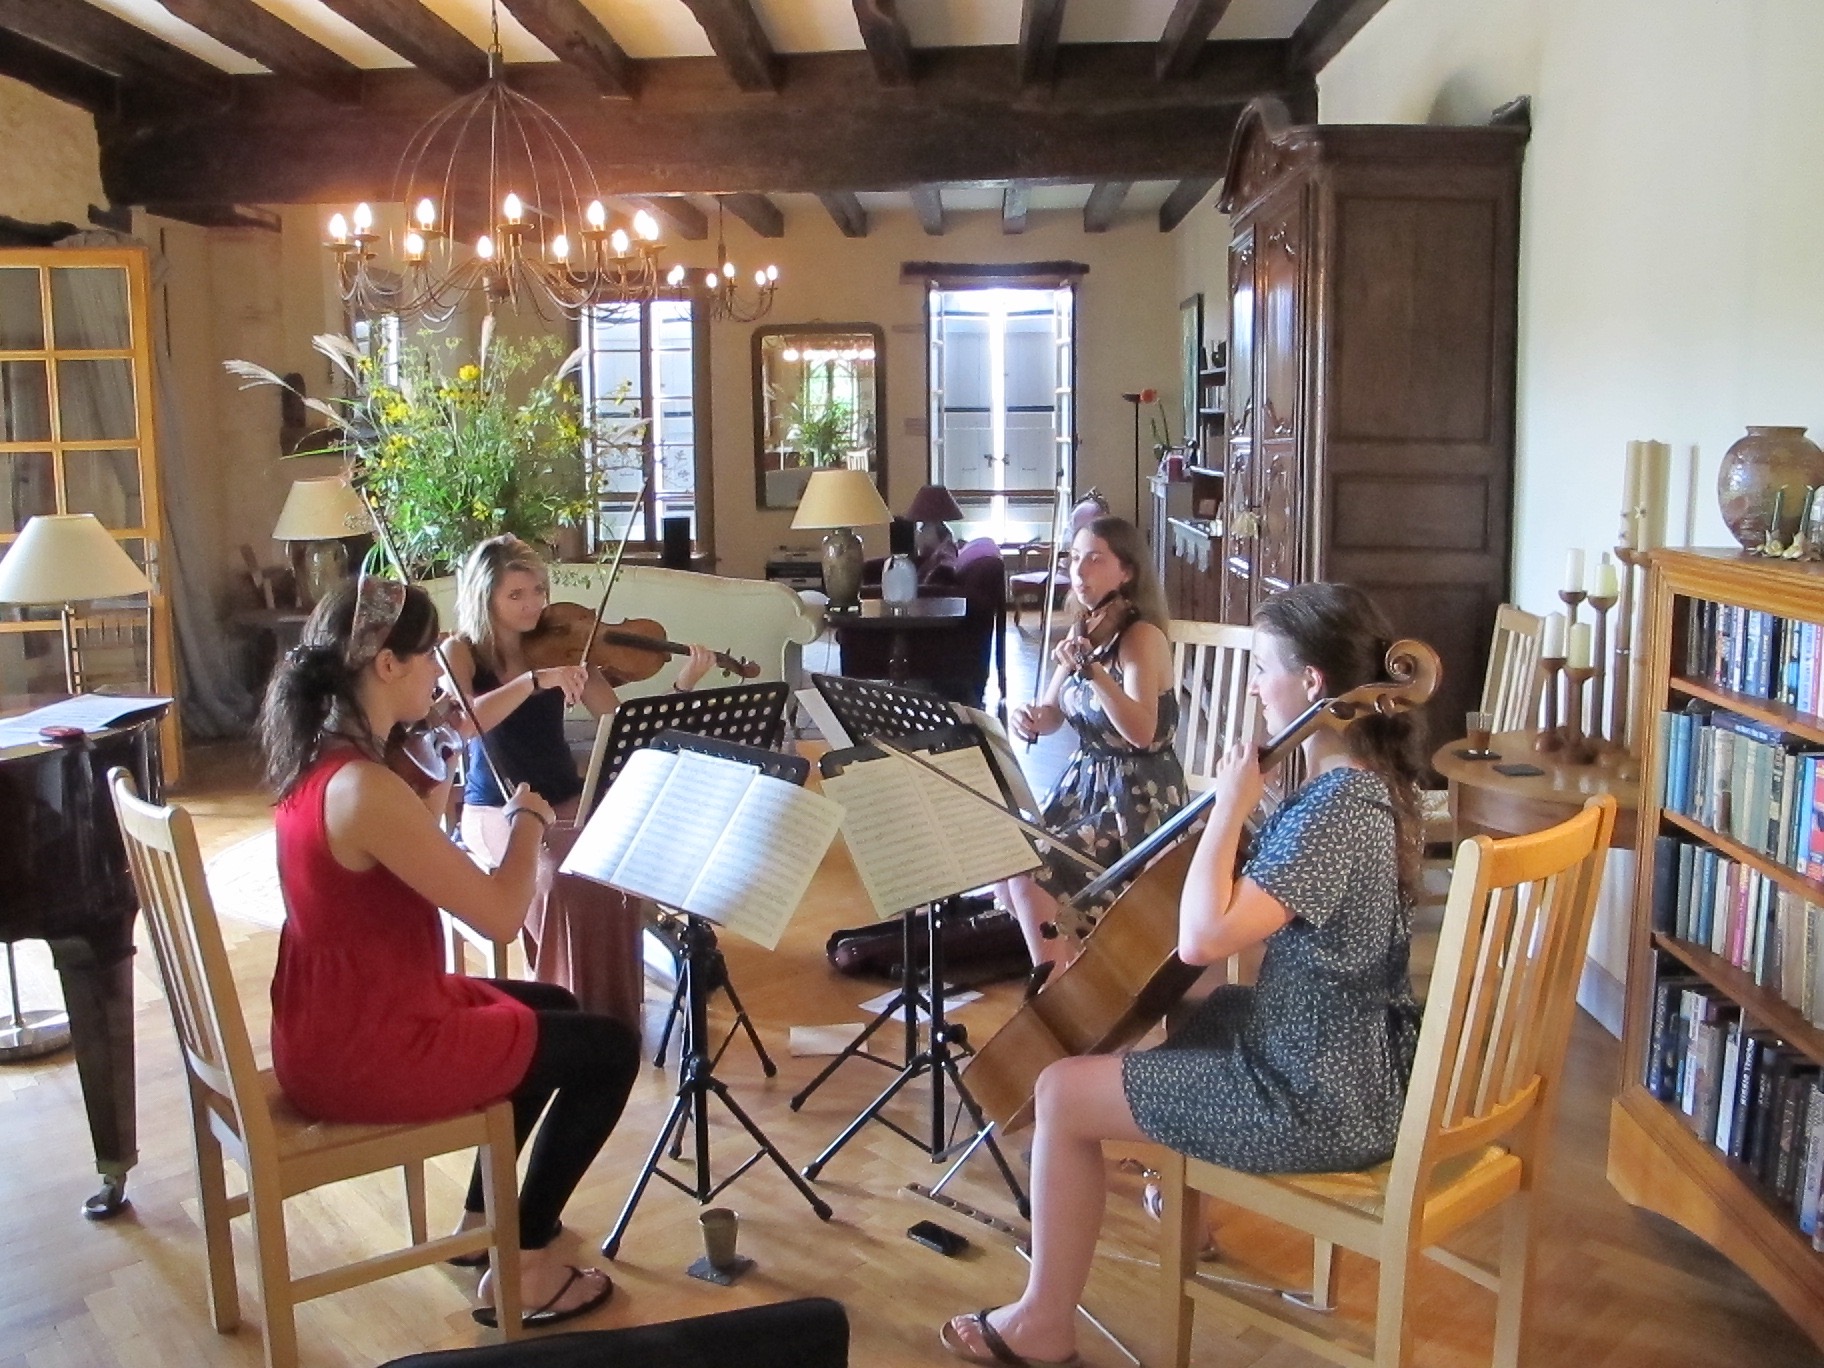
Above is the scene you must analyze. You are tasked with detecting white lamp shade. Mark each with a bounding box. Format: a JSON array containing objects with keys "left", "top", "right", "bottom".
[
  {"left": 790, "top": 469, "right": 891, "bottom": 530},
  {"left": 272, "top": 477, "right": 374, "bottom": 541},
  {"left": 0, "top": 513, "right": 153, "bottom": 604}
]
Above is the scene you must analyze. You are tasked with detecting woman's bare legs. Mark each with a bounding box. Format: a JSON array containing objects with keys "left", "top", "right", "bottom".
[
  {"left": 1002, "top": 873, "right": 1067, "bottom": 967},
  {"left": 944, "top": 1055, "right": 1148, "bottom": 1362}
]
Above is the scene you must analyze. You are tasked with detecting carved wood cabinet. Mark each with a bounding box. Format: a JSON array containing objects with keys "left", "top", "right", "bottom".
[{"left": 1216, "top": 99, "right": 1527, "bottom": 743}]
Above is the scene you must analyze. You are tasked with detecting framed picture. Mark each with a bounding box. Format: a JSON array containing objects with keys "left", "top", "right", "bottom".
[{"left": 1179, "top": 294, "right": 1202, "bottom": 457}]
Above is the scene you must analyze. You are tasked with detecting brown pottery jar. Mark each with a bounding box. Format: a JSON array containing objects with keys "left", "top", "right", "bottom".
[{"left": 1716, "top": 425, "right": 1824, "bottom": 547}]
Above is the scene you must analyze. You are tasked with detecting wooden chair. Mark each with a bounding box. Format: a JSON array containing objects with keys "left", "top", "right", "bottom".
[
  {"left": 1166, "top": 619, "right": 1255, "bottom": 792},
  {"left": 108, "top": 769, "right": 522, "bottom": 1368},
  {"left": 1008, "top": 491, "right": 1109, "bottom": 632},
  {"left": 1157, "top": 794, "right": 1617, "bottom": 1368}
]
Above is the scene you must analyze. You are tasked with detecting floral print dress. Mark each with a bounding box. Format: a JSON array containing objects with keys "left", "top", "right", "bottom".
[{"left": 1031, "top": 651, "right": 1185, "bottom": 911}]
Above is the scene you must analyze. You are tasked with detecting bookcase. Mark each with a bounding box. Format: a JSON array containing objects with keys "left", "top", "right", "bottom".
[{"left": 1609, "top": 548, "right": 1824, "bottom": 1348}]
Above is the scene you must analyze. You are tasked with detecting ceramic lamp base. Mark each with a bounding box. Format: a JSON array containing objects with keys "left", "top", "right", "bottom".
[{"left": 821, "top": 527, "right": 864, "bottom": 612}]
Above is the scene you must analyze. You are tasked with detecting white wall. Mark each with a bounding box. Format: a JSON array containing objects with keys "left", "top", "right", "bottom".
[{"left": 1318, "top": 0, "right": 1824, "bottom": 1030}]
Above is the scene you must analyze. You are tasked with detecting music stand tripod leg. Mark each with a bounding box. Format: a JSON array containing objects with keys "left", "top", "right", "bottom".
[{"left": 789, "top": 903, "right": 927, "bottom": 1111}]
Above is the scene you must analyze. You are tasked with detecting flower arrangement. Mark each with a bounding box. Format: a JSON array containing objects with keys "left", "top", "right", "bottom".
[
  {"left": 1137, "top": 386, "right": 1178, "bottom": 462},
  {"left": 229, "top": 327, "right": 645, "bottom": 578}
]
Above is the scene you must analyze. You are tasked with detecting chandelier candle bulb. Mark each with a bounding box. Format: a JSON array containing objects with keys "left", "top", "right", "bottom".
[
  {"left": 667, "top": 265, "right": 685, "bottom": 286},
  {"left": 415, "top": 198, "right": 436, "bottom": 229},
  {"left": 610, "top": 228, "right": 630, "bottom": 255},
  {"left": 549, "top": 235, "right": 569, "bottom": 262},
  {"left": 767, "top": 265, "right": 779, "bottom": 281},
  {"left": 503, "top": 193, "right": 522, "bottom": 224},
  {"left": 352, "top": 203, "right": 373, "bottom": 235},
  {"left": 634, "top": 210, "right": 659, "bottom": 241},
  {"left": 754, "top": 270, "right": 767, "bottom": 287},
  {"left": 327, "top": 213, "right": 349, "bottom": 244},
  {"left": 586, "top": 201, "right": 607, "bottom": 230},
  {"left": 403, "top": 232, "right": 425, "bottom": 261},
  {"left": 476, "top": 235, "right": 495, "bottom": 261},
  {"left": 722, "top": 262, "right": 736, "bottom": 281}
]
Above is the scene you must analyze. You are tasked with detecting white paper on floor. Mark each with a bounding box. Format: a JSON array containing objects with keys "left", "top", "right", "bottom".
[{"left": 856, "top": 987, "right": 981, "bottom": 1021}]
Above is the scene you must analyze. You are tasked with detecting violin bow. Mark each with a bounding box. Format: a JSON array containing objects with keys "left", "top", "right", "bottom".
[
  {"left": 575, "top": 477, "right": 650, "bottom": 673},
  {"left": 351, "top": 482, "right": 514, "bottom": 800},
  {"left": 1027, "top": 475, "right": 1071, "bottom": 747}
]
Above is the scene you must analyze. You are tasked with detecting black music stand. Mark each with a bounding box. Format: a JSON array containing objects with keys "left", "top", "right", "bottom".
[
  {"left": 794, "top": 735, "right": 1028, "bottom": 1216},
  {"left": 599, "top": 731, "right": 832, "bottom": 1258},
  {"left": 810, "top": 672, "right": 957, "bottom": 745},
  {"left": 592, "top": 684, "right": 789, "bottom": 1073}
]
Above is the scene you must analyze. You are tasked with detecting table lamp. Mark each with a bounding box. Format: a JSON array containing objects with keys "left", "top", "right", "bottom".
[
  {"left": 272, "top": 476, "right": 374, "bottom": 607},
  {"left": 905, "top": 483, "right": 964, "bottom": 557},
  {"left": 791, "top": 469, "right": 891, "bottom": 613},
  {"left": 0, "top": 513, "right": 153, "bottom": 693}
]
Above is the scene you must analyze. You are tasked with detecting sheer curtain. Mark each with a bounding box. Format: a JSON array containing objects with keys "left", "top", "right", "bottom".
[{"left": 54, "top": 229, "right": 255, "bottom": 738}]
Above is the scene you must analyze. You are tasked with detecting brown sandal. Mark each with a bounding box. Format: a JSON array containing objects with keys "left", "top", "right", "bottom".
[{"left": 939, "top": 1309, "right": 1081, "bottom": 1367}]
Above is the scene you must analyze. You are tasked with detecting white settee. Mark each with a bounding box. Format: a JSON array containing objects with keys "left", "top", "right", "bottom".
[{"left": 420, "top": 563, "right": 821, "bottom": 703}]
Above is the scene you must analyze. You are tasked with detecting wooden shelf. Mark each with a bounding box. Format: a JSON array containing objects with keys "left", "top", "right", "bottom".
[
  {"left": 1659, "top": 808, "right": 1824, "bottom": 905},
  {"left": 1651, "top": 932, "right": 1824, "bottom": 1066},
  {"left": 1668, "top": 675, "right": 1824, "bottom": 748}
]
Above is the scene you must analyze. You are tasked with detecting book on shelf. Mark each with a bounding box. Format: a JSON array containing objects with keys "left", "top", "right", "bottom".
[
  {"left": 1683, "top": 596, "right": 1824, "bottom": 713},
  {"left": 1656, "top": 706, "right": 1824, "bottom": 872}
]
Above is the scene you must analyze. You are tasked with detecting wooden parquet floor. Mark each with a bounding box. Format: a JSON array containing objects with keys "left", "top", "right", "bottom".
[{"left": 2, "top": 648, "right": 1819, "bottom": 1366}]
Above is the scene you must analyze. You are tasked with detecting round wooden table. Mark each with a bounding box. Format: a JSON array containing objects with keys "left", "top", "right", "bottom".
[
  {"left": 1433, "top": 729, "right": 1639, "bottom": 848},
  {"left": 832, "top": 596, "right": 967, "bottom": 684}
]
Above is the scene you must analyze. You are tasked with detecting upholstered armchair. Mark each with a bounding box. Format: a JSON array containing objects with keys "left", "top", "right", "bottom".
[{"left": 837, "top": 536, "right": 1008, "bottom": 708}]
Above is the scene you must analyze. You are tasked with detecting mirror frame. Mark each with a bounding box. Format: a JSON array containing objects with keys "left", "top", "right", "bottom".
[{"left": 751, "top": 322, "right": 886, "bottom": 510}]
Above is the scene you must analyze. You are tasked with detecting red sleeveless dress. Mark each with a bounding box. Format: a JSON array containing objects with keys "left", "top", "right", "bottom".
[{"left": 270, "top": 750, "right": 536, "bottom": 1123}]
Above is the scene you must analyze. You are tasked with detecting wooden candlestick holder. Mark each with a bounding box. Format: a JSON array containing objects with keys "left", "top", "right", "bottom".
[
  {"left": 1562, "top": 665, "right": 1597, "bottom": 765},
  {"left": 1535, "top": 656, "right": 1566, "bottom": 752},
  {"left": 1587, "top": 591, "right": 1617, "bottom": 757},
  {"left": 1611, "top": 545, "right": 1644, "bottom": 774}
]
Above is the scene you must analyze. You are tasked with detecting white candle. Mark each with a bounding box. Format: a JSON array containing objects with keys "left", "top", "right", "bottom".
[
  {"left": 1568, "top": 622, "right": 1593, "bottom": 669},
  {"left": 1621, "top": 440, "right": 1643, "bottom": 549},
  {"left": 1542, "top": 611, "right": 1566, "bottom": 658},
  {"left": 1642, "top": 440, "right": 1671, "bottom": 550},
  {"left": 1590, "top": 555, "right": 1619, "bottom": 599},
  {"left": 1562, "top": 548, "right": 1584, "bottom": 594}
]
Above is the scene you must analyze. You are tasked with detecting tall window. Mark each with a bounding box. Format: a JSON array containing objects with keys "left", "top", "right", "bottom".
[
  {"left": 580, "top": 298, "right": 709, "bottom": 556},
  {"left": 928, "top": 284, "right": 1075, "bottom": 538}
]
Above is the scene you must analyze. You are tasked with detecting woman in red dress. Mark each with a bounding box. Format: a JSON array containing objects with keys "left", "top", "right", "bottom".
[{"left": 258, "top": 578, "right": 639, "bottom": 1329}]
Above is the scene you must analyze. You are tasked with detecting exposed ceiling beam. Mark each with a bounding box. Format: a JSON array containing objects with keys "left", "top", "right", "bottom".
[
  {"left": 1289, "top": 0, "right": 1394, "bottom": 75},
  {"left": 144, "top": 202, "right": 282, "bottom": 232},
  {"left": 1155, "top": 0, "right": 1235, "bottom": 80},
  {"left": 0, "top": 31, "right": 117, "bottom": 114},
  {"left": 716, "top": 192, "right": 783, "bottom": 238},
  {"left": 625, "top": 195, "right": 707, "bottom": 241},
  {"left": 677, "top": 0, "right": 778, "bottom": 93},
  {"left": 500, "top": 0, "right": 639, "bottom": 97},
  {"left": 851, "top": 0, "right": 913, "bottom": 86},
  {"left": 0, "top": 0, "right": 230, "bottom": 102},
  {"left": 817, "top": 192, "right": 868, "bottom": 238},
  {"left": 909, "top": 185, "right": 944, "bottom": 236},
  {"left": 1081, "top": 180, "right": 1129, "bottom": 233},
  {"left": 153, "top": 0, "right": 363, "bottom": 104},
  {"left": 1018, "top": 0, "right": 1066, "bottom": 86},
  {"left": 315, "top": 0, "right": 488, "bottom": 92},
  {"left": 1158, "top": 176, "right": 1217, "bottom": 232},
  {"left": 1001, "top": 183, "right": 1028, "bottom": 235},
  {"left": 98, "top": 46, "right": 1308, "bottom": 205}
]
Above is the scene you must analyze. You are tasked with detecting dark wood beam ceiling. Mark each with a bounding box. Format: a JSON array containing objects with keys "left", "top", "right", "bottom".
[
  {"left": 500, "top": 0, "right": 638, "bottom": 97},
  {"left": 0, "top": 0, "right": 230, "bottom": 102},
  {"left": 100, "top": 45, "right": 1306, "bottom": 206},
  {"left": 817, "top": 192, "right": 868, "bottom": 238},
  {"left": 315, "top": 0, "right": 487, "bottom": 92},
  {"left": 716, "top": 192, "right": 783, "bottom": 238},
  {"left": 0, "top": 31, "right": 117, "bottom": 115},
  {"left": 1289, "top": 0, "right": 1394, "bottom": 74},
  {"left": 153, "top": 0, "right": 362, "bottom": 104},
  {"left": 851, "top": 0, "right": 913, "bottom": 86},
  {"left": 1018, "top": 0, "right": 1066, "bottom": 86},
  {"left": 144, "top": 202, "right": 282, "bottom": 231},
  {"left": 910, "top": 185, "right": 945, "bottom": 236},
  {"left": 1001, "top": 183, "right": 1029, "bottom": 235},
  {"left": 1156, "top": 0, "right": 1235, "bottom": 80},
  {"left": 1081, "top": 180, "right": 1129, "bottom": 232},
  {"left": 1158, "top": 176, "right": 1216, "bottom": 232},
  {"left": 678, "top": 0, "right": 779, "bottom": 93},
  {"left": 626, "top": 195, "right": 708, "bottom": 241}
]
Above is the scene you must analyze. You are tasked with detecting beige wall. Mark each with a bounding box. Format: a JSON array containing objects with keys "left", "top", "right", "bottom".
[
  {"left": 1317, "top": 0, "right": 1824, "bottom": 1029},
  {"left": 0, "top": 76, "right": 103, "bottom": 223}
]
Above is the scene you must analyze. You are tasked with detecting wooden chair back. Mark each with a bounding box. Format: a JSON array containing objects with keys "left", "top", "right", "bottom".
[
  {"left": 1166, "top": 620, "right": 1255, "bottom": 791},
  {"left": 1478, "top": 604, "right": 1543, "bottom": 733}
]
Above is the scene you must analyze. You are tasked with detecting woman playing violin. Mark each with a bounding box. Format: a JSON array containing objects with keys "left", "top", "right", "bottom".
[
  {"left": 441, "top": 534, "right": 716, "bottom": 1024},
  {"left": 1003, "top": 515, "right": 1185, "bottom": 970},
  {"left": 260, "top": 580, "right": 636, "bottom": 1329},
  {"left": 941, "top": 583, "right": 1426, "bottom": 1367}
]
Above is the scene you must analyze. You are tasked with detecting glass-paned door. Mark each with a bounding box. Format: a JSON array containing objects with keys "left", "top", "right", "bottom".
[{"left": 0, "top": 250, "right": 175, "bottom": 764}]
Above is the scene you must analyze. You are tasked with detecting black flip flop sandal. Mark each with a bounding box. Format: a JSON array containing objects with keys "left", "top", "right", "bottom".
[{"left": 472, "top": 1266, "right": 614, "bottom": 1329}]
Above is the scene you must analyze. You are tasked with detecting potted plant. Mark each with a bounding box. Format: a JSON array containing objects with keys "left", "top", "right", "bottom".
[{"left": 784, "top": 391, "right": 856, "bottom": 469}]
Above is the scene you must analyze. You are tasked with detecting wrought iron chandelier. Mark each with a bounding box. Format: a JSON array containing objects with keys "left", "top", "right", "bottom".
[
  {"left": 667, "top": 202, "right": 779, "bottom": 323},
  {"left": 324, "top": 3, "right": 666, "bottom": 323}
]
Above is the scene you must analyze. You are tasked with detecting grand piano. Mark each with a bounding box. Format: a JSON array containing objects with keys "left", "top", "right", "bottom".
[{"left": 0, "top": 710, "right": 165, "bottom": 1217}]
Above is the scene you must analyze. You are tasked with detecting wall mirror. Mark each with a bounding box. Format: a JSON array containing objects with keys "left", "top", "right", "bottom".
[{"left": 753, "top": 324, "right": 884, "bottom": 509}]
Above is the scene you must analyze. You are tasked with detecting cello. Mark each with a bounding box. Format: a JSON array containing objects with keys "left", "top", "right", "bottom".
[{"left": 964, "top": 637, "right": 1441, "bottom": 1130}]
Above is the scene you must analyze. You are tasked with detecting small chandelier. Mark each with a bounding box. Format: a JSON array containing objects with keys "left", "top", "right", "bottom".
[
  {"left": 323, "top": 2, "right": 666, "bottom": 323},
  {"left": 667, "top": 202, "right": 779, "bottom": 323}
]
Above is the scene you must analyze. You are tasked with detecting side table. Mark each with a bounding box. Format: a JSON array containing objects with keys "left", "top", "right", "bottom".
[
  {"left": 831, "top": 597, "right": 967, "bottom": 685},
  {"left": 1433, "top": 729, "right": 1639, "bottom": 848}
]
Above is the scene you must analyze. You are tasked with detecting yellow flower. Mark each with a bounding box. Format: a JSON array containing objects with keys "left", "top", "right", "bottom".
[
  {"left": 384, "top": 402, "right": 410, "bottom": 422},
  {"left": 457, "top": 364, "right": 480, "bottom": 384}
]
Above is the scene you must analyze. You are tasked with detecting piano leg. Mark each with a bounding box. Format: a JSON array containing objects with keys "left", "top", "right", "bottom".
[{"left": 51, "top": 934, "right": 138, "bottom": 1219}]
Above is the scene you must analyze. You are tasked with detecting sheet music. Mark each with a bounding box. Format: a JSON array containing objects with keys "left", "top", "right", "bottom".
[
  {"left": 687, "top": 778, "right": 843, "bottom": 949},
  {"left": 561, "top": 748, "right": 676, "bottom": 897},
  {"left": 919, "top": 747, "right": 1043, "bottom": 886},
  {"left": 611, "top": 750, "right": 754, "bottom": 904},
  {"left": 6, "top": 693, "right": 170, "bottom": 734},
  {"left": 952, "top": 704, "right": 1042, "bottom": 818}
]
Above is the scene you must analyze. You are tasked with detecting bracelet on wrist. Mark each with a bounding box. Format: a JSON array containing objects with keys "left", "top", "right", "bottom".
[{"left": 507, "top": 806, "right": 551, "bottom": 832}]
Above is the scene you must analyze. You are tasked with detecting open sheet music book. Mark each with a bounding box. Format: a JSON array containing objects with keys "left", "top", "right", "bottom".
[
  {"left": 820, "top": 741, "right": 1040, "bottom": 919},
  {"left": 559, "top": 746, "right": 843, "bottom": 950}
]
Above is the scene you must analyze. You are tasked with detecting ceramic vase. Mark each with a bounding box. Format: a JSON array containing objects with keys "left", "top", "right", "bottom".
[{"left": 1716, "top": 425, "right": 1824, "bottom": 548}]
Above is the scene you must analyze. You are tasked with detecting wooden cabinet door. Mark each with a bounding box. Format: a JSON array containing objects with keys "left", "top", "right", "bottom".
[
  {"left": 1254, "top": 186, "right": 1306, "bottom": 601},
  {"left": 1220, "top": 227, "right": 1258, "bottom": 625}
]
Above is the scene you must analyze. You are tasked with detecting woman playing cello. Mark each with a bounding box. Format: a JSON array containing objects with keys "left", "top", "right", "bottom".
[
  {"left": 441, "top": 534, "right": 716, "bottom": 1025},
  {"left": 1002, "top": 515, "right": 1186, "bottom": 970},
  {"left": 942, "top": 582, "right": 1426, "bottom": 1366}
]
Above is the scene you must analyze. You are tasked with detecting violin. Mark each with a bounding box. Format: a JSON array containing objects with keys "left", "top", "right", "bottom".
[
  {"left": 385, "top": 694, "right": 465, "bottom": 795},
  {"left": 965, "top": 638, "right": 1443, "bottom": 1131},
  {"left": 520, "top": 601, "right": 759, "bottom": 687},
  {"left": 1066, "top": 589, "right": 1139, "bottom": 679}
]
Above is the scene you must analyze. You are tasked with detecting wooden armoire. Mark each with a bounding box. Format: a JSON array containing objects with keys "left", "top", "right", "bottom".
[{"left": 1216, "top": 98, "right": 1528, "bottom": 745}]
